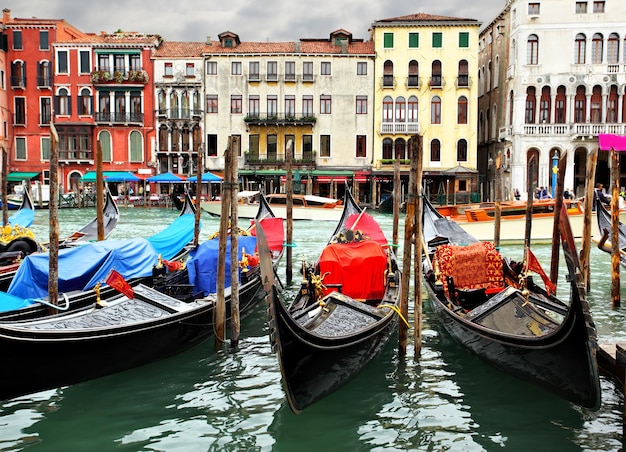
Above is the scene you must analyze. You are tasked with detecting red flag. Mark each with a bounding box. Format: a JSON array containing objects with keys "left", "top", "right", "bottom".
[
  {"left": 105, "top": 269, "right": 134, "bottom": 299},
  {"left": 526, "top": 248, "right": 557, "bottom": 295}
]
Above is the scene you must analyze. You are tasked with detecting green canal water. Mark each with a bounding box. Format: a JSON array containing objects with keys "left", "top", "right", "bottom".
[{"left": 0, "top": 205, "right": 623, "bottom": 451}]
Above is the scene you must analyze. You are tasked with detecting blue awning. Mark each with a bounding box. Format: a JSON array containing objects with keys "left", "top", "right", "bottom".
[
  {"left": 187, "top": 172, "right": 222, "bottom": 182},
  {"left": 81, "top": 171, "right": 141, "bottom": 183}
]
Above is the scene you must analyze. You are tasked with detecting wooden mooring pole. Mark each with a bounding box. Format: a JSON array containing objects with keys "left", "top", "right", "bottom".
[
  {"left": 48, "top": 123, "right": 60, "bottom": 311},
  {"left": 229, "top": 136, "right": 241, "bottom": 346},
  {"left": 549, "top": 152, "right": 567, "bottom": 284},
  {"left": 285, "top": 139, "right": 293, "bottom": 285},
  {"left": 215, "top": 137, "right": 232, "bottom": 349},
  {"left": 580, "top": 147, "right": 598, "bottom": 291},
  {"left": 2, "top": 148, "right": 7, "bottom": 226},
  {"left": 493, "top": 152, "right": 502, "bottom": 248},
  {"left": 96, "top": 140, "right": 104, "bottom": 241},
  {"left": 610, "top": 148, "right": 621, "bottom": 307},
  {"left": 392, "top": 155, "right": 400, "bottom": 245}
]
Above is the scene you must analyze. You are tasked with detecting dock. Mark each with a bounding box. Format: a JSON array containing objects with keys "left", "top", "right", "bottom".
[{"left": 598, "top": 342, "right": 625, "bottom": 444}]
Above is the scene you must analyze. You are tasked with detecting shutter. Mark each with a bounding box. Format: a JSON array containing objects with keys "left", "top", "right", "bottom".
[
  {"left": 68, "top": 96, "right": 72, "bottom": 116},
  {"left": 459, "top": 32, "right": 469, "bottom": 48},
  {"left": 432, "top": 33, "right": 442, "bottom": 48},
  {"left": 409, "top": 33, "right": 419, "bottom": 48}
]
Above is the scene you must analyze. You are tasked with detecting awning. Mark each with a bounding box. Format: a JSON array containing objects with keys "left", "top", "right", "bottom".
[
  {"left": 146, "top": 172, "right": 186, "bottom": 183},
  {"left": 186, "top": 172, "right": 222, "bottom": 182},
  {"left": 317, "top": 176, "right": 347, "bottom": 183},
  {"left": 81, "top": 171, "right": 141, "bottom": 183},
  {"left": 6, "top": 172, "right": 41, "bottom": 182}
]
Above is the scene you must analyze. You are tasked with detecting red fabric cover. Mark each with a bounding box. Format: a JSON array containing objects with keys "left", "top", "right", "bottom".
[
  {"left": 318, "top": 240, "right": 388, "bottom": 300},
  {"left": 435, "top": 242, "right": 504, "bottom": 297},
  {"left": 344, "top": 213, "right": 388, "bottom": 245},
  {"left": 250, "top": 217, "right": 284, "bottom": 252}
]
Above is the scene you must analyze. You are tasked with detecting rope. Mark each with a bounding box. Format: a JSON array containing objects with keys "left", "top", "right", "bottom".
[
  {"left": 32, "top": 293, "right": 71, "bottom": 311},
  {"left": 283, "top": 242, "right": 298, "bottom": 247},
  {"left": 378, "top": 303, "right": 410, "bottom": 328}
]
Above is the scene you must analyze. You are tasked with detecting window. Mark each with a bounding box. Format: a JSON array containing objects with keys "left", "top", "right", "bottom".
[
  {"left": 129, "top": 54, "right": 141, "bottom": 71},
  {"left": 41, "top": 137, "right": 51, "bottom": 160},
  {"left": 267, "top": 95, "right": 277, "bottom": 116},
  {"left": 130, "top": 91, "right": 142, "bottom": 117},
  {"left": 186, "top": 63, "right": 195, "bottom": 77},
  {"left": 527, "top": 34, "right": 539, "bottom": 65},
  {"left": 114, "top": 54, "right": 125, "bottom": 73},
  {"left": 248, "top": 95, "right": 259, "bottom": 117},
  {"left": 356, "top": 135, "right": 366, "bottom": 158},
  {"left": 457, "top": 96, "right": 468, "bottom": 124},
  {"left": 129, "top": 130, "right": 143, "bottom": 162},
  {"left": 302, "top": 135, "right": 313, "bottom": 160},
  {"left": 115, "top": 91, "right": 126, "bottom": 117},
  {"left": 78, "top": 88, "right": 92, "bottom": 116},
  {"left": 383, "top": 96, "right": 393, "bottom": 122},
  {"left": 528, "top": 2, "right": 540, "bottom": 14},
  {"left": 431, "top": 60, "right": 442, "bottom": 87},
  {"left": 79, "top": 51, "right": 90, "bottom": 74},
  {"left": 321, "top": 62, "right": 331, "bottom": 75},
  {"left": 430, "top": 139, "right": 441, "bottom": 162},
  {"left": 383, "top": 33, "right": 394, "bottom": 48},
  {"left": 267, "top": 61, "right": 278, "bottom": 81},
  {"left": 15, "top": 98, "right": 26, "bottom": 125},
  {"left": 575, "top": 33, "right": 586, "bottom": 64},
  {"left": 459, "top": 32, "right": 469, "bottom": 48},
  {"left": 13, "top": 30, "right": 22, "bottom": 50},
  {"left": 320, "top": 95, "right": 332, "bottom": 114},
  {"left": 206, "top": 61, "right": 217, "bottom": 75},
  {"left": 608, "top": 33, "right": 619, "bottom": 64},
  {"left": 285, "top": 95, "right": 295, "bottom": 118},
  {"left": 408, "top": 60, "right": 419, "bottom": 87},
  {"left": 539, "top": 86, "right": 551, "bottom": 122},
  {"left": 206, "top": 95, "right": 218, "bottom": 113},
  {"left": 97, "top": 54, "right": 110, "bottom": 71},
  {"left": 39, "top": 30, "right": 49, "bottom": 50},
  {"left": 320, "top": 135, "right": 331, "bottom": 157},
  {"left": 607, "top": 85, "right": 619, "bottom": 122},
  {"left": 16, "top": 137, "right": 26, "bottom": 160},
  {"left": 576, "top": 2, "right": 587, "bottom": 13},
  {"left": 409, "top": 32, "right": 419, "bottom": 48},
  {"left": 302, "top": 95, "right": 313, "bottom": 116},
  {"left": 383, "top": 60, "right": 394, "bottom": 87},
  {"left": 555, "top": 86, "right": 567, "bottom": 123},
  {"left": 57, "top": 50, "right": 68, "bottom": 74},
  {"left": 382, "top": 138, "right": 393, "bottom": 159},
  {"left": 164, "top": 62, "right": 173, "bottom": 77},
  {"left": 395, "top": 96, "right": 406, "bottom": 122},
  {"left": 230, "top": 95, "right": 242, "bottom": 114},
  {"left": 99, "top": 130, "right": 112, "bottom": 162},
  {"left": 249, "top": 61, "right": 260, "bottom": 80},
  {"left": 303, "top": 61, "right": 313, "bottom": 81},
  {"left": 593, "top": 1, "right": 605, "bottom": 13},
  {"left": 357, "top": 62, "right": 367, "bottom": 75},
  {"left": 457, "top": 60, "right": 469, "bottom": 87},
  {"left": 590, "top": 85, "right": 602, "bottom": 122},
  {"left": 525, "top": 87, "right": 536, "bottom": 123},
  {"left": 285, "top": 61, "right": 295, "bottom": 81},
  {"left": 457, "top": 139, "right": 468, "bottom": 161},
  {"left": 432, "top": 33, "right": 443, "bottom": 48},
  {"left": 431, "top": 96, "right": 441, "bottom": 124},
  {"left": 37, "top": 61, "right": 51, "bottom": 87},
  {"left": 356, "top": 95, "right": 367, "bottom": 114},
  {"left": 207, "top": 134, "right": 218, "bottom": 157},
  {"left": 56, "top": 88, "right": 71, "bottom": 116},
  {"left": 99, "top": 91, "right": 110, "bottom": 115},
  {"left": 230, "top": 61, "right": 241, "bottom": 75},
  {"left": 408, "top": 96, "right": 419, "bottom": 122},
  {"left": 267, "top": 134, "right": 277, "bottom": 160},
  {"left": 40, "top": 97, "right": 51, "bottom": 124},
  {"left": 592, "top": 33, "right": 603, "bottom": 64},
  {"left": 11, "top": 61, "right": 26, "bottom": 87}
]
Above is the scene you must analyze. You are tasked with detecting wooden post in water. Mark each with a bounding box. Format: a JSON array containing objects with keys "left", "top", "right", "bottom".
[
  {"left": 392, "top": 155, "right": 400, "bottom": 245},
  {"left": 96, "top": 140, "right": 104, "bottom": 240},
  {"left": 193, "top": 148, "right": 203, "bottom": 247},
  {"left": 285, "top": 139, "right": 293, "bottom": 285},
  {"left": 48, "top": 123, "right": 60, "bottom": 310},
  {"left": 229, "top": 136, "right": 241, "bottom": 346},
  {"left": 494, "top": 152, "right": 502, "bottom": 247},
  {"left": 524, "top": 154, "right": 536, "bottom": 251},
  {"left": 610, "top": 149, "right": 621, "bottom": 307},
  {"left": 580, "top": 148, "right": 598, "bottom": 291},
  {"left": 2, "top": 147, "right": 8, "bottom": 226},
  {"left": 215, "top": 137, "right": 232, "bottom": 349},
  {"left": 411, "top": 136, "right": 423, "bottom": 355},
  {"left": 549, "top": 152, "right": 567, "bottom": 284},
  {"left": 399, "top": 138, "right": 414, "bottom": 356}
]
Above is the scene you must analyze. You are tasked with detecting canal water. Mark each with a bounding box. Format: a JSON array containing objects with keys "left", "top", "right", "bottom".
[{"left": 0, "top": 205, "right": 623, "bottom": 451}]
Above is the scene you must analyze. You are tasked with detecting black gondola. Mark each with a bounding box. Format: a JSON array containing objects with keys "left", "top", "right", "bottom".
[
  {"left": 0, "top": 194, "right": 284, "bottom": 401},
  {"left": 421, "top": 196, "right": 601, "bottom": 410},
  {"left": 264, "top": 190, "right": 402, "bottom": 413},
  {"left": 595, "top": 197, "right": 626, "bottom": 266}
]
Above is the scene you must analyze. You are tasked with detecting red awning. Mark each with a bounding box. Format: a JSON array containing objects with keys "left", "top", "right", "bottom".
[
  {"left": 316, "top": 176, "right": 347, "bottom": 183},
  {"left": 280, "top": 176, "right": 308, "bottom": 183}
]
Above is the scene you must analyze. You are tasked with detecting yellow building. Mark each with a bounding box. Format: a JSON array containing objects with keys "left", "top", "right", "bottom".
[{"left": 370, "top": 13, "right": 480, "bottom": 204}]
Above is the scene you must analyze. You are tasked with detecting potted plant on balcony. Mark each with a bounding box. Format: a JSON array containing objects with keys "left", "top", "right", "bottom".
[
  {"left": 90, "top": 70, "right": 112, "bottom": 83},
  {"left": 114, "top": 71, "right": 125, "bottom": 83}
]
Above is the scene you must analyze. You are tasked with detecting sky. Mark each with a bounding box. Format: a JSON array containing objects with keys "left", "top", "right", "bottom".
[{"left": 6, "top": 0, "right": 507, "bottom": 43}]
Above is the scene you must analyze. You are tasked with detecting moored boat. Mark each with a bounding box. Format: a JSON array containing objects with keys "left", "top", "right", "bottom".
[
  {"left": 594, "top": 197, "right": 626, "bottom": 267},
  {"left": 263, "top": 190, "right": 402, "bottom": 413},
  {"left": 421, "top": 196, "right": 601, "bottom": 410}
]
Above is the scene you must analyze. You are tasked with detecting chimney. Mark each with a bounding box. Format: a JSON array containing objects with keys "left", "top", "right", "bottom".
[
  {"left": 3, "top": 9, "right": 11, "bottom": 24},
  {"left": 206, "top": 35, "right": 211, "bottom": 45}
]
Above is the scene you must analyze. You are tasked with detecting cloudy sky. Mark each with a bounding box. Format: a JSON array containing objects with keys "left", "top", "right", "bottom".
[{"left": 6, "top": 0, "right": 506, "bottom": 42}]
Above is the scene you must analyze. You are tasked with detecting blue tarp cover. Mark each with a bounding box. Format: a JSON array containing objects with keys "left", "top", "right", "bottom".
[
  {"left": 187, "top": 236, "right": 257, "bottom": 296},
  {"left": 8, "top": 208, "right": 34, "bottom": 227}
]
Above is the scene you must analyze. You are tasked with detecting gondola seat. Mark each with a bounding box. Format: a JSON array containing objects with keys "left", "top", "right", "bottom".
[{"left": 434, "top": 241, "right": 504, "bottom": 309}]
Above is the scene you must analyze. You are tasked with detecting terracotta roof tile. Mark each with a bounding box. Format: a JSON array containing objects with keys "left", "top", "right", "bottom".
[
  {"left": 153, "top": 41, "right": 210, "bottom": 57},
  {"left": 374, "top": 12, "right": 479, "bottom": 24}
]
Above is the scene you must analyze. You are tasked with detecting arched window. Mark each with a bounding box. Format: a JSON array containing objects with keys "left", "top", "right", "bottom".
[
  {"left": 539, "top": 86, "right": 551, "bottom": 123},
  {"left": 493, "top": 56, "right": 499, "bottom": 89},
  {"left": 382, "top": 96, "right": 393, "bottom": 122},
  {"left": 430, "top": 139, "right": 441, "bottom": 162},
  {"left": 169, "top": 91, "right": 179, "bottom": 119},
  {"left": 525, "top": 86, "right": 536, "bottom": 123},
  {"left": 99, "top": 130, "right": 112, "bottom": 162},
  {"left": 407, "top": 96, "right": 419, "bottom": 122},
  {"left": 590, "top": 85, "right": 602, "bottom": 122},
  {"left": 592, "top": 33, "right": 603, "bottom": 64},
  {"left": 574, "top": 85, "right": 586, "bottom": 122},
  {"left": 457, "top": 139, "right": 468, "bottom": 162},
  {"left": 38, "top": 60, "right": 51, "bottom": 87},
  {"left": 607, "top": 85, "right": 619, "bottom": 123},
  {"left": 56, "top": 87, "right": 70, "bottom": 116},
  {"left": 395, "top": 96, "right": 406, "bottom": 122},
  {"left": 78, "top": 87, "right": 92, "bottom": 116},
  {"left": 457, "top": 60, "right": 469, "bottom": 87},
  {"left": 382, "top": 138, "right": 393, "bottom": 159},
  {"left": 394, "top": 138, "right": 406, "bottom": 160},
  {"left": 181, "top": 91, "right": 190, "bottom": 118},
  {"left": 129, "top": 130, "right": 143, "bottom": 162},
  {"left": 457, "top": 96, "right": 468, "bottom": 124},
  {"left": 158, "top": 124, "right": 168, "bottom": 152},
  {"left": 158, "top": 89, "right": 166, "bottom": 114},
  {"left": 383, "top": 60, "right": 394, "bottom": 87},
  {"left": 527, "top": 34, "right": 539, "bottom": 65},
  {"left": 408, "top": 60, "right": 419, "bottom": 87},
  {"left": 608, "top": 33, "right": 619, "bottom": 64},
  {"left": 575, "top": 33, "right": 586, "bottom": 64},
  {"left": 431, "top": 96, "right": 441, "bottom": 124},
  {"left": 555, "top": 86, "right": 567, "bottom": 123},
  {"left": 431, "top": 60, "right": 442, "bottom": 87},
  {"left": 509, "top": 90, "right": 514, "bottom": 125}
]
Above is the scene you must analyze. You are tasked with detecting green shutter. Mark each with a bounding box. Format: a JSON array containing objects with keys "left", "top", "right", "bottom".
[
  {"left": 41, "top": 137, "right": 51, "bottom": 160},
  {"left": 129, "top": 130, "right": 142, "bottom": 162},
  {"left": 100, "top": 130, "right": 112, "bottom": 162},
  {"left": 409, "top": 33, "right": 419, "bottom": 48},
  {"left": 384, "top": 33, "right": 394, "bottom": 48},
  {"left": 432, "top": 33, "right": 442, "bottom": 48},
  {"left": 459, "top": 32, "right": 469, "bottom": 48}
]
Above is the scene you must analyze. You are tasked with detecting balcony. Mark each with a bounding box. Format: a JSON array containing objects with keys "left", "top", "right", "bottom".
[
  {"left": 456, "top": 75, "right": 470, "bottom": 88},
  {"left": 429, "top": 76, "right": 443, "bottom": 88},
  {"left": 507, "top": 122, "right": 626, "bottom": 140},
  {"left": 244, "top": 113, "right": 316, "bottom": 126},
  {"left": 90, "top": 69, "right": 149, "bottom": 84},
  {"left": 58, "top": 149, "right": 94, "bottom": 161},
  {"left": 244, "top": 151, "right": 316, "bottom": 166},
  {"left": 10, "top": 76, "right": 25, "bottom": 88},
  {"left": 406, "top": 75, "right": 420, "bottom": 88},
  {"left": 37, "top": 76, "right": 52, "bottom": 88},
  {"left": 95, "top": 112, "right": 144, "bottom": 124},
  {"left": 382, "top": 75, "right": 395, "bottom": 88},
  {"left": 380, "top": 121, "right": 420, "bottom": 135}
]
